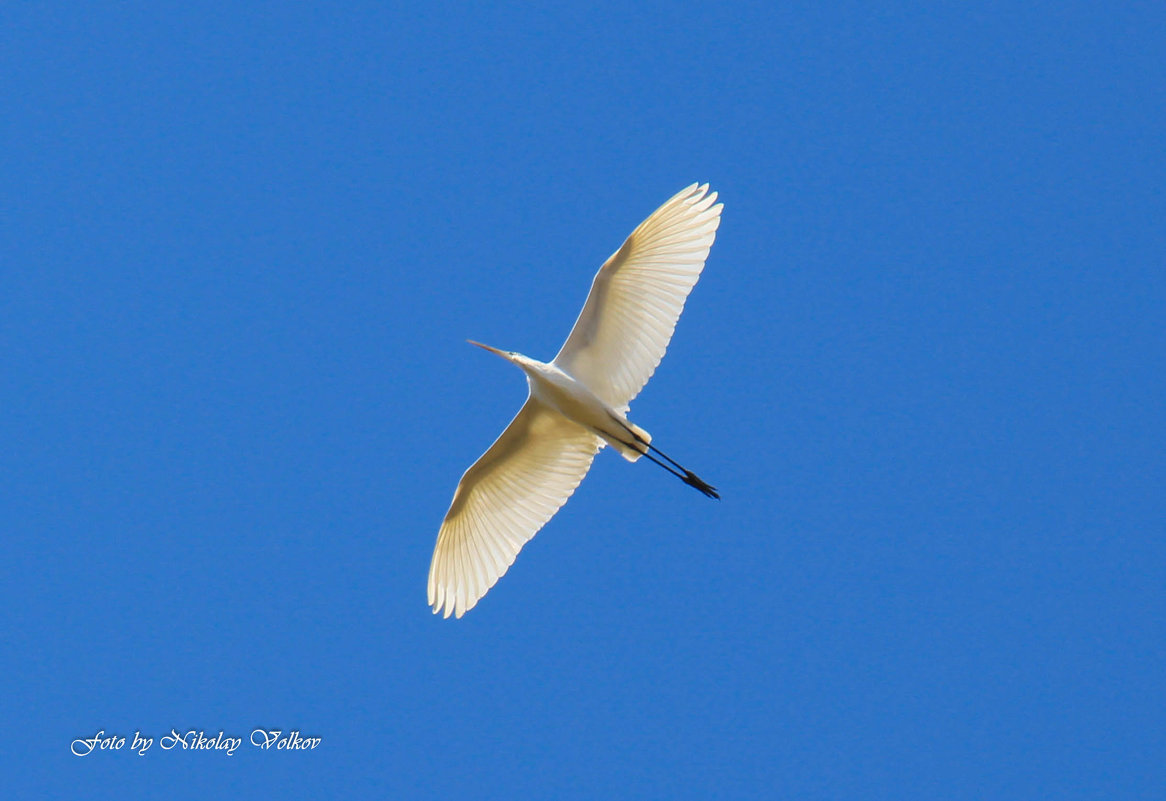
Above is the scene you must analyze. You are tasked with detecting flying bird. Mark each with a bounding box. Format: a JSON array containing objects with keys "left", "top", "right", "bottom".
[{"left": 428, "top": 183, "right": 723, "bottom": 618}]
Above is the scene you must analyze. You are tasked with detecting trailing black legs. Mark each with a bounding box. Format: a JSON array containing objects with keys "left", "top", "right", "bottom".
[{"left": 605, "top": 412, "right": 719, "bottom": 499}]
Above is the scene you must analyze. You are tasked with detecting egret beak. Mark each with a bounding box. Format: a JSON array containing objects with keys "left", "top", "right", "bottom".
[{"left": 466, "top": 340, "right": 508, "bottom": 358}]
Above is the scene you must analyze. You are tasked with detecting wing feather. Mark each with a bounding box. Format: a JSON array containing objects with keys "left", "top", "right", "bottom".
[
  {"left": 428, "top": 396, "right": 601, "bottom": 618},
  {"left": 552, "top": 183, "right": 722, "bottom": 410}
]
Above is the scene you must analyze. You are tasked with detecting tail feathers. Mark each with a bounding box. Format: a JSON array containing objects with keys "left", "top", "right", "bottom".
[{"left": 605, "top": 419, "right": 651, "bottom": 462}]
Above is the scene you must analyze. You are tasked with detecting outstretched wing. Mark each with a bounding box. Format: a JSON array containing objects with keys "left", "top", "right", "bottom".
[
  {"left": 553, "top": 183, "right": 722, "bottom": 411},
  {"left": 428, "top": 396, "right": 602, "bottom": 618}
]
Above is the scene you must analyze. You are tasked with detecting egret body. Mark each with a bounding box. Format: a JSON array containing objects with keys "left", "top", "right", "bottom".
[{"left": 429, "top": 183, "right": 722, "bottom": 618}]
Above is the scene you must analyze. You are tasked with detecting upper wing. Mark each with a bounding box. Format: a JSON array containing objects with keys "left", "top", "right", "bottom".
[
  {"left": 428, "top": 396, "right": 602, "bottom": 618},
  {"left": 552, "top": 183, "right": 722, "bottom": 411}
]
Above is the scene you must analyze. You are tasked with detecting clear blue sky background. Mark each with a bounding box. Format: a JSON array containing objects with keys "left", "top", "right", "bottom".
[{"left": 4, "top": 2, "right": 1163, "bottom": 798}]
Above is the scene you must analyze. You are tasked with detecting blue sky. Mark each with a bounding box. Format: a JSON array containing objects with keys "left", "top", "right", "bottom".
[{"left": 4, "top": 2, "right": 1163, "bottom": 798}]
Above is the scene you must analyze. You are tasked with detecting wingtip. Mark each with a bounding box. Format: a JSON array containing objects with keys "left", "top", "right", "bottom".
[
  {"left": 430, "top": 596, "right": 455, "bottom": 619},
  {"left": 676, "top": 182, "right": 719, "bottom": 212},
  {"left": 667, "top": 182, "right": 707, "bottom": 206}
]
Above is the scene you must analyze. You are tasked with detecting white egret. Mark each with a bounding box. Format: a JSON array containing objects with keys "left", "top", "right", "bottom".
[{"left": 428, "top": 183, "right": 723, "bottom": 618}]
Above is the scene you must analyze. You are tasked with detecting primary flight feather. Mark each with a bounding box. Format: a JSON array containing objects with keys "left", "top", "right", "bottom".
[{"left": 429, "top": 183, "right": 723, "bottom": 618}]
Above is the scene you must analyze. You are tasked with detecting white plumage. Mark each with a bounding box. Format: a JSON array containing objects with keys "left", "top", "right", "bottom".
[
  {"left": 429, "top": 183, "right": 723, "bottom": 618},
  {"left": 555, "top": 184, "right": 723, "bottom": 411}
]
